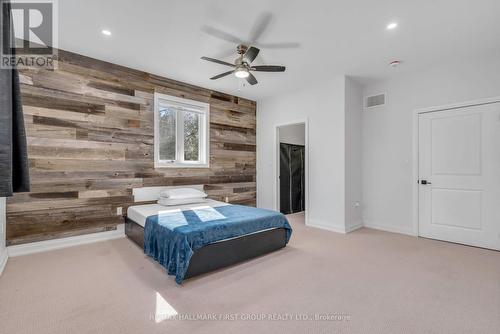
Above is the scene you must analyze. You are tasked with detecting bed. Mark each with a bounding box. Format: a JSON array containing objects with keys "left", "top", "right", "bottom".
[{"left": 125, "top": 186, "right": 292, "bottom": 284}]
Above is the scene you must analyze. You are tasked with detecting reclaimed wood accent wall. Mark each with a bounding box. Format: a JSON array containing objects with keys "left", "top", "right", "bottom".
[{"left": 6, "top": 50, "right": 256, "bottom": 246}]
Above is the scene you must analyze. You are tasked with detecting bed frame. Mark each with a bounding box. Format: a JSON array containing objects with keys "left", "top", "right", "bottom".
[{"left": 125, "top": 186, "right": 288, "bottom": 280}]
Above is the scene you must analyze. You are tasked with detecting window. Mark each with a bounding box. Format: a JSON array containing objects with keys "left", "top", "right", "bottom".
[{"left": 154, "top": 93, "right": 209, "bottom": 168}]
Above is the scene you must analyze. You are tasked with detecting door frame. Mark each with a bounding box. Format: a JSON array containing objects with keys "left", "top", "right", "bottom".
[
  {"left": 412, "top": 96, "right": 500, "bottom": 237},
  {"left": 275, "top": 119, "right": 309, "bottom": 225}
]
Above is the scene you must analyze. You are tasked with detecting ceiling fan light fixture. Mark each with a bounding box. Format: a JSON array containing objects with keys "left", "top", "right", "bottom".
[
  {"left": 386, "top": 22, "right": 398, "bottom": 30},
  {"left": 234, "top": 68, "right": 249, "bottom": 78}
]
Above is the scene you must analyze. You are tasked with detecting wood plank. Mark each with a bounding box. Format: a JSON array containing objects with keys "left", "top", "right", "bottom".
[{"left": 7, "top": 45, "right": 256, "bottom": 245}]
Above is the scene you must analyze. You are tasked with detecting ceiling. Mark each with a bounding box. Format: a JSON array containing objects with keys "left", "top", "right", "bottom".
[{"left": 58, "top": 0, "right": 500, "bottom": 100}]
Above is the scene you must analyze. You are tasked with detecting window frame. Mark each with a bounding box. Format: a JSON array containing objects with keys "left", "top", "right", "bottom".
[{"left": 154, "top": 93, "right": 210, "bottom": 168}]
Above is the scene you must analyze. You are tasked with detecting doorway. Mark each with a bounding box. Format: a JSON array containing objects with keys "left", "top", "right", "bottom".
[
  {"left": 416, "top": 99, "right": 500, "bottom": 250},
  {"left": 276, "top": 122, "right": 307, "bottom": 217}
]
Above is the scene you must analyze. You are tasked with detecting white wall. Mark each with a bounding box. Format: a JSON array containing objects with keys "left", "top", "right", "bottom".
[
  {"left": 362, "top": 56, "right": 500, "bottom": 234},
  {"left": 258, "top": 75, "right": 365, "bottom": 233},
  {"left": 257, "top": 76, "right": 347, "bottom": 231},
  {"left": 0, "top": 197, "right": 7, "bottom": 275},
  {"left": 279, "top": 123, "right": 305, "bottom": 146},
  {"left": 344, "top": 78, "right": 363, "bottom": 231}
]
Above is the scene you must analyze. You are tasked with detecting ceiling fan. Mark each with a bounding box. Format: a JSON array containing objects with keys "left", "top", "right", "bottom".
[
  {"left": 201, "top": 45, "right": 285, "bottom": 85},
  {"left": 201, "top": 12, "right": 296, "bottom": 86}
]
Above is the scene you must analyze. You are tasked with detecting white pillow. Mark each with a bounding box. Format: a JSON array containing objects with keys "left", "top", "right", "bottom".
[
  {"left": 158, "top": 197, "right": 207, "bottom": 206},
  {"left": 159, "top": 187, "right": 207, "bottom": 199}
]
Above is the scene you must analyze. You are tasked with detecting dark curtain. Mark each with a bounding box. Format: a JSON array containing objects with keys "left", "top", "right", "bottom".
[
  {"left": 0, "top": 0, "right": 30, "bottom": 196},
  {"left": 279, "top": 143, "right": 305, "bottom": 215}
]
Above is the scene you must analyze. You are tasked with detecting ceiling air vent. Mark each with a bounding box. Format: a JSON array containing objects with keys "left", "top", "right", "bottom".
[{"left": 365, "top": 93, "right": 386, "bottom": 108}]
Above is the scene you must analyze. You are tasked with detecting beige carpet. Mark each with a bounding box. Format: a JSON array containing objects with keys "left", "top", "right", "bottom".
[{"left": 1, "top": 213, "right": 499, "bottom": 334}]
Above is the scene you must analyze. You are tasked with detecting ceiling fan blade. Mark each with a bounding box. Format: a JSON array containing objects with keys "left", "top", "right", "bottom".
[
  {"left": 201, "top": 56, "right": 235, "bottom": 67},
  {"left": 254, "top": 42, "right": 300, "bottom": 49},
  {"left": 210, "top": 71, "right": 234, "bottom": 80},
  {"left": 246, "top": 73, "right": 258, "bottom": 85},
  {"left": 248, "top": 12, "right": 273, "bottom": 43},
  {"left": 201, "top": 25, "right": 244, "bottom": 44},
  {"left": 243, "top": 46, "right": 260, "bottom": 63},
  {"left": 251, "top": 65, "right": 286, "bottom": 72}
]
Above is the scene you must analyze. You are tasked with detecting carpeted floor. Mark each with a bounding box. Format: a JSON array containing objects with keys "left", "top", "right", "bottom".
[{"left": 1, "top": 213, "right": 499, "bottom": 334}]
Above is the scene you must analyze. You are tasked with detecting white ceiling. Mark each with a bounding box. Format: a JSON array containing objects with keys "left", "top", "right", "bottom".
[{"left": 59, "top": 0, "right": 500, "bottom": 100}]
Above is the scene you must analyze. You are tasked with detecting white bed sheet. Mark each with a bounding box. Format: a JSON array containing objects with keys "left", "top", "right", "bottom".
[{"left": 127, "top": 199, "right": 229, "bottom": 227}]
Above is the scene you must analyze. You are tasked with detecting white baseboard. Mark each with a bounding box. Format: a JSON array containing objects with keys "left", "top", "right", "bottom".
[
  {"left": 0, "top": 249, "right": 8, "bottom": 276},
  {"left": 307, "top": 219, "right": 364, "bottom": 234},
  {"left": 363, "top": 221, "right": 416, "bottom": 236},
  {"left": 345, "top": 221, "right": 364, "bottom": 233},
  {"left": 7, "top": 225, "right": 125, "bottom": 257},
  {"left": 307, "top": 219, "right": 348, "bottom": 234}
]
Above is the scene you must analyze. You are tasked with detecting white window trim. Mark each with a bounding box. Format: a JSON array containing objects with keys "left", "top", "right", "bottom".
[{"left": 154, "top": 93, "right": 210, "bottom": 168}]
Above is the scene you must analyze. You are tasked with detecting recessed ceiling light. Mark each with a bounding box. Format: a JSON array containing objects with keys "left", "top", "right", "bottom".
[
  {"left": 101, "top": 29, "right": 112, "bottom": 36},
  {"left": 386, "top": 22, "right": 398, "bottom": 30}
]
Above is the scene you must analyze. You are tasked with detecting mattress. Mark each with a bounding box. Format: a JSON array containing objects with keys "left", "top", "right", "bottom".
[
  {"left": 127, "top": 200, "right": 279, "bottom": 243},
  {"left": 127, "top": 199, "right": 229, "bottom": 227}
]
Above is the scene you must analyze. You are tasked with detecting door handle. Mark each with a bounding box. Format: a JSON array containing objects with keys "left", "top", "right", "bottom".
[{"left": 420, "top": 180, "right": 432, "bottom": 185}]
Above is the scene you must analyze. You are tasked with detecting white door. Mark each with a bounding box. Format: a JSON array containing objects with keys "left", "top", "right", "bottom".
[{"left": 418, "top": 102, "right": 500, "bottom": 250}]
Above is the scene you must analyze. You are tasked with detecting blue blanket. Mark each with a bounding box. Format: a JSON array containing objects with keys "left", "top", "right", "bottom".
[{"left": 143, "top": 204, "right": 292, "bottom": 284}]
